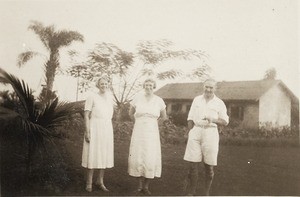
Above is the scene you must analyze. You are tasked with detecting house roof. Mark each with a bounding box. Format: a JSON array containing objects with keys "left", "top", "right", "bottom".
[{"left": 155, "top": 80, "right": 299, "bottom": 102}]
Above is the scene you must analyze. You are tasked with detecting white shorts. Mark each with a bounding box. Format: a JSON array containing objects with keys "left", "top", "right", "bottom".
[{"left": 183, "top": 126, "right": 219, "bottom": 166}]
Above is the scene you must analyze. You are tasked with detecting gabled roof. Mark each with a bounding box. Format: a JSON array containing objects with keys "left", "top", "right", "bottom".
[{"left": 155, "top": 80, "right": 298, "bottom": 102}]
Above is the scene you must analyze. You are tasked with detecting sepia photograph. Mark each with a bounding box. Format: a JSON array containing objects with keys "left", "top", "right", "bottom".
[{"left": 0, "top": 0, "right": 299, "bottom": 196}]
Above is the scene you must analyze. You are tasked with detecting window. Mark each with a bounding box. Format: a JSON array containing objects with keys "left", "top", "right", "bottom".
[
  {"left": 230, "top": 106, "right": 244, "bottom": 121},
  {"left": 186, "top": 104, "right": 191, "bottom": 112},
  {"left": 171, "top": 103, "right": 182, "bottom": 113}
]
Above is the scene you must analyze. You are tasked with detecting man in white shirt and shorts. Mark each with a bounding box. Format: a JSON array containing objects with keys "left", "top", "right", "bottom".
[{"left": 183, "top": 78, "right": 229, "bottom": 196}]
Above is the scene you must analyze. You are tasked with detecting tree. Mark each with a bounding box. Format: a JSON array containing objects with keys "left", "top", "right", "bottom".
[
  {"left": 0, "top": 68, "right": 81, "bottom": 175},
  {"left": 263, "top": 67, "right": 277, "bottom": 80},
  {"left": 17, "top": 21, "right": 84, "bottom": 99},
  {"left": 67, "top": 40, "right": 210, "bottom": 117}
]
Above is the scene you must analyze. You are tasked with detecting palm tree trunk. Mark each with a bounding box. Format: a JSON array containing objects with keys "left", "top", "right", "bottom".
[{"left": 45, "top": 50, "right": 59, "bottom": 92}]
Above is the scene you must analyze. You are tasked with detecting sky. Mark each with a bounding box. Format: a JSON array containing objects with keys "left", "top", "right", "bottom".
[{"left": 0, "top": 0, "right": 299, "bottom": 101}]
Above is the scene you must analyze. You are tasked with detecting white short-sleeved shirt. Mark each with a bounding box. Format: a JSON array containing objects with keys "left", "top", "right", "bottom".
[
  {"left": 131, "top": 93, "right": 166, "bottom": 119},
  {"left": 84, "top": 92, "right": 114, "bottom": 119},
  {"left": 188, "top": 94, "right": 229, "bottom": 127}
]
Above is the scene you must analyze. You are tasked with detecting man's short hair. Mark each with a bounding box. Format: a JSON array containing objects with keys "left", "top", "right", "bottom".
[{"left": 203, "top": 78, "right": 217, "bottom": 86}]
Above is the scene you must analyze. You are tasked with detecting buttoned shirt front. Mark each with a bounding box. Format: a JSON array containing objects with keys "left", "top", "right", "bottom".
[{"left": 187, "top": 94, "right": 229, "bottom": 127}]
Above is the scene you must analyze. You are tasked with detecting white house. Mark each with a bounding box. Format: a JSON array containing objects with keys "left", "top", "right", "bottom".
[{"left": 155, "top": 80, "right": 299, "bottom": 129}]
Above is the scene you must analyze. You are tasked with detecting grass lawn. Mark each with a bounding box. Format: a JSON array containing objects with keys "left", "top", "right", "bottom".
[{"left": 1, "top": 130, "right": 300, "bottom": 196}]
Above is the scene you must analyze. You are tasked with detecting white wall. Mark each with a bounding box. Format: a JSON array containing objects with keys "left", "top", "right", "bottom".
[
  {"left": 243, "top": 103, "right": 259, "bottom": 129},
  {"left": 259, "top": 84, "right": 291, "bottom": 127}
]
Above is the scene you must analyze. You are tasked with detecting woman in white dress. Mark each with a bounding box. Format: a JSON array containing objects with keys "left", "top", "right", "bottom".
[
  {"left": 82, "top": 76, "right": 114, "bottom": 192},
  {"left": 128, "top": 78, "right": 168, "bottom": 195}
]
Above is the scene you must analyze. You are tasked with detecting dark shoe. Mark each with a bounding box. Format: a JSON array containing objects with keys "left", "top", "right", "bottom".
[
  {"left": 96, "top": 184, "right": 109, "bottom": 192},
  {"left": 133, "top": 187, "right": 143, "bottom": 194},
  {"left": 143, "top": 188, "right": 151, "bottom": 195}
]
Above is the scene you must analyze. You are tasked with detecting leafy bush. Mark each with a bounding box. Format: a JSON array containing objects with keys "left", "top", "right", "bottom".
[
  {"left": 220, "top": 136, "right": 299, "bottom": 147},
  {"left": 219, "top": 120, "right": 299, "bottom": 146},
  {"left": 221, "top": 120, "right": 298, "bottom": 139},
  {"left": 112, "top": 120, "right": 187, "bottom": 145},
  {"left": 113, "top": 103, "right": 131, "bottom": 122},
  {"left": 159, "top": 119, "right": 187, "bottom": 145},
  {"left": 113, "top": 121, "right": 133, "bottom": 142},
  {"left": 227, "top": 118, "right": 242, "bottom": 129},
  {"left": 112, "top": 118, "right": 299, "bottom": 147},
  {"left": 168, "top": 111, "right": 188, "bottom": 126}
]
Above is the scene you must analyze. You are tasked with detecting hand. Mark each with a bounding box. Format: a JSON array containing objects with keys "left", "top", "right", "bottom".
[
  {"left": 184, "top": 128, "right": 189, "bottom": 139},
  {"left": 135, "top": 113, "right": 144, "bottom": 118},
  {"left": 195, "top": 119, "right": 209, "bottom": 126},
  {"left": 203, "top": 116, "right": 214, "bottom": 124},
  {"left": 85, "top": 132, "right": 90, "bottom": 143}
]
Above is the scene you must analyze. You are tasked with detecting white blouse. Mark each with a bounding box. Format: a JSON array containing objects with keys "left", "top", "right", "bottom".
[{"left": 131, "top": 93, "right": 166, "bottom": 119}]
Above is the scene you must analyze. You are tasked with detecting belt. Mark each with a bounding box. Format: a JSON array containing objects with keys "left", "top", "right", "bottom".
[
  {"left": 135, "top": 114, "right": 157, "bottom": 119},
  {"left": 195, "top": 125, "right": 217, "bottom": 129}
]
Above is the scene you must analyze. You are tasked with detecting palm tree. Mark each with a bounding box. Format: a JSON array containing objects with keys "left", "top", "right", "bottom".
[
  {"left": 0, "top": 68, "right": 81, "bottom": 175},
  {"left": 17, "top": 20, "right": 84, "bottom": 93}
]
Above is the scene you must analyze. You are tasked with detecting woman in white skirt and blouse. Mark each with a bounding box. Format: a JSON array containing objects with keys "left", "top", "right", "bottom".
[
  {"left": 128, "top": 78, "right": 168, "bottom": 195},
  {"left": 82, "top": 76, "right": 114, "bottom": 192}
]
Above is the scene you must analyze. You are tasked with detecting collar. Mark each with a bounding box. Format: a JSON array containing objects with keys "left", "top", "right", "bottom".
[{"left": 200, "top": 94, "right": 216, "bottom": 101}]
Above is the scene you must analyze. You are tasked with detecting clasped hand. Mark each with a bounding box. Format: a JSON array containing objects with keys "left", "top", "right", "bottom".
[
  {"left": 203, "top": 116, "right": 213, "bottom": 123},
  {"left": 85, "top": 132, "right": 90, "bottom": 143},
  {"left": 194, "top": 116, "right": 213, "bottom": 126}
]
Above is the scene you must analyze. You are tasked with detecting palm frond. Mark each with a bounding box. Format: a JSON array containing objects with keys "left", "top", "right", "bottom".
[
  {"left": 45, "top": 101, "right": 81, "bottom": 129},
  {"left": 53, "top": 30, "right": 84, "bottom": 49},
  {"left": 35, "top": 98, "right": 59, "bottom": 127},
  {"left": 17, "top": 51, "right": 39, "bottom": 67},
  {"left": 0, "top": 68, "right": 84, "bottom": 175},
  {"left": 0, "top": 68, "right": 36, "bottom": 120},
  {"left": 29, "top": 20, "right": 54, "bottom": 50},
  {"left": 22, "top": 119, "right": 56, "bottom": 139},
  {"left": 36, "top": 98, "right": 81, "bottom": 133}
]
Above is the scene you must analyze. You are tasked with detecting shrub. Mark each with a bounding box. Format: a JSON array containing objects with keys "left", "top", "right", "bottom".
[
  {"left": 112, "top": 120, "right": 187, "bottom": 145},
  {"left": 168, "top": 111, "right": 188, "bottom": 126},
  {"left": 220, "top": 136, "right": 299, "bottom": 147},
  {"left": 221, "top": 121, "right": 298, "bottom": 139},
  {"left": 113, "top": 103, "right": 131, "bottom": 122},
  {"left": 113, "top": 121, "right": 133, "bottom": 142},
  {"left": 258, "top": 122, "right": 298, "bottom": 138},
  {"left": 159, "top": 120, "right": 187, "bottom": 145},
  {"left": 227, "top": 118, "right": 242, "bottom": 129}
]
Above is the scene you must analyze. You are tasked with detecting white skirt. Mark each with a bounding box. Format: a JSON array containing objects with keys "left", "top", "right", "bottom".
[
  {"left": 128, "top": 117, "right": 161, "bottom": 178},
  {"left": 82, "top": 118, "right": 114, "bottom": 169}
]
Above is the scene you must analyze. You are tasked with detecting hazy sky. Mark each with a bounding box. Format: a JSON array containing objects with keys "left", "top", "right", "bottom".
[{"left": 0, "top": 0, "right": 299, "bottom": 101}]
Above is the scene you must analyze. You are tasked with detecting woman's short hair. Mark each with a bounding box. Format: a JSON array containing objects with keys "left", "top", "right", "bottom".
[
  {"left": 143, "top": 78, "right": 157, "bottom": 89},
  {"left": 96, "top": 75, "right": 110, "bottom": 88}
]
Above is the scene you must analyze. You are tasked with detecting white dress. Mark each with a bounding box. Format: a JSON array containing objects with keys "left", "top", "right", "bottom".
[
  {"left": 81, "top": 92, "right": 114, "bottom": 169},
  {"left": 128, "top": 93, "right": 166, "bottom": 178}
]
